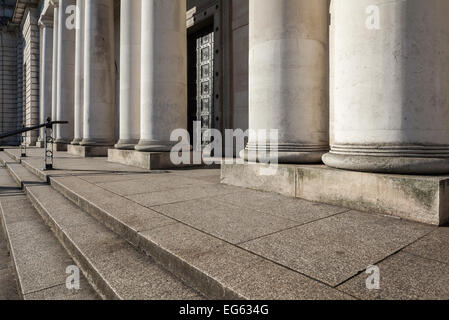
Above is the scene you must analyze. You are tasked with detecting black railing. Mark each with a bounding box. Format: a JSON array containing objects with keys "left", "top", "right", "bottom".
[{"left": 0, "top": 118, "right": 68, "bottom": 171}]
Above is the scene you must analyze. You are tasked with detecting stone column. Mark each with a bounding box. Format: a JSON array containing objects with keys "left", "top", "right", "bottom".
[
  {"left": 72, "top": 0, "right": 84, "bottom": 145},
  {"left": 81, "top": 0, "right": 115, "bottom": 146},
  {"left": 323, "top": 0, "right": 449, "bottom": 174},
  {"left": 51, "top": 2, "right": 59, "bottom": 123},
  {"left": 136, "top": 0, "right": 187, "bottom": 152},
  {"left": 55, "top": 0, "right": 76, "bottom": 145},
  {"left": 115, "top": 0, "right": 141, "bottom": 150},
  {"left": 38, "top": 17, "right": 53, "bottom": 146},
  {"left": 242, "top": 0, "right": 329, "bottom": 163}
]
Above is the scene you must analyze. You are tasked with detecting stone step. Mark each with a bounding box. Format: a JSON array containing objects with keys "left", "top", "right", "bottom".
[
  {"left": 1, "top": 153, "right": 202, "bottom": 300},
  {"left": 0, "top": 170, "right": 98, "bottom": 300},
  {"left": 26, "top": 185, "right": 202, "bottom": 300},
  {"left": 50, "top": 176, "right": 351, "bottom": 299},
  {"left": 46, "top": 177, "right": 349, "bottom": 299},
  {"left": 2, "top": 151, "right": 351, "bottom": 299}
]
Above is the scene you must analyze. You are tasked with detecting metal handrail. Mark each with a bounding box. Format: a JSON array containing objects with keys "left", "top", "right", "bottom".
[
  {"left": 0, "top": 118, "right": 68, "bottom": 171},
  {"left": 0, "top": 119, "right": 68, "bottom": 140}
]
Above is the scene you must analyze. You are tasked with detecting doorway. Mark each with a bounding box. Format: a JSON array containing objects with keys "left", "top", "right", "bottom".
[{"left": 187, "top": 24, "right": 215, "bottom": 150}]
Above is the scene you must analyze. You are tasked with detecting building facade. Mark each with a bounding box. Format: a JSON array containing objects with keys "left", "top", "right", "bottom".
[{"left": 1, "top": 0, "right": 449, "bottom": 176}]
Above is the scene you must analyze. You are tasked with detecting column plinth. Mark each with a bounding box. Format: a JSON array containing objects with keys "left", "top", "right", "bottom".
[
  {"left": 242, "top": 0, "right": 329, "bottom": 164},
  {"left": 324, "top": 0, "right": 449, "bottom": 174}
]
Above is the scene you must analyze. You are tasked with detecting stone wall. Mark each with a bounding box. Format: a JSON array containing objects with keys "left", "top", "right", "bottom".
[{"left": 0, "top": 28, "right": 18, "bottom": 145}]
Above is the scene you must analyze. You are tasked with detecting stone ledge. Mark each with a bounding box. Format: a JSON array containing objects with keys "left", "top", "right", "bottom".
[
  {"left": 50, "top": 143, "right": 68, "bottom": 152},
  {"left": 108, "top": 149, "right": 199, "bottom": 170},
  {"left": 221, "top": 162, "right": 449, "bottom": 226},
  {"left": 68, "top": 144, "right": 110, "bottom": 157}
]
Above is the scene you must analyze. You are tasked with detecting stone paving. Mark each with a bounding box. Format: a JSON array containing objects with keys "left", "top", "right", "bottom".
[
  {"left": 0, "top": 168, "right": 21, "bottom": 300},
  {"left": 3, "top": 147, "right": 449, "bottom": 300}
]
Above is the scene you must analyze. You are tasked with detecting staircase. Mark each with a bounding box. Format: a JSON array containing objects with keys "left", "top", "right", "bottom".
[
  {"left": 0, "top": 151, "right": 202, "bottom": 300},
  {"left": 0, "top": 148, "right": 350, "bottom": 300}
]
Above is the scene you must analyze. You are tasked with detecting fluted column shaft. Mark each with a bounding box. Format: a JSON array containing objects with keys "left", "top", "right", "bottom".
[
  {"left": 242, "top": 0, "right": 329, "bottom": 163},
  {"left": 115, "top": 0, "right": 141, "bottom": 150},
  {"left": 136, "top": 0, "right": 187, "bottom": 152},
  {"left": 81, "top": 0, "right": 116, "bottom": 146},
  {"left": 323, "top": 0, "right": 449, "bottom": 174},
  {"left": 72, "top": 0, "right": 85, "bottom": 145},
  {"left": 38, "top": 18, "right": 53, "bottom": 142}
]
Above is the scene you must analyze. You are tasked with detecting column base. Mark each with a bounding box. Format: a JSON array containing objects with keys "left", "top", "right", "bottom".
[
  {"left": 71, "top": 138, "right": 82, "bottom": 145},
  {"left": 114, "top": 139, "right": 139, "bottom": 150},
  {"left": 108, "top": 149, "right": 202, "bottom": 170},
  {"left": 80, "top": 138, "right": 115, "bottom": 147},
  {"left": 240, "top": 149, "right": 326, "bottom": 164},
  {"left": 68, "top": 144, "right": 110, "bottom": 158},
  {"left": 323, "top": 153, "right": 449, "bottom": 175},
  {"left": 135, "top": 140, "right": 177, "bottom": 152}
]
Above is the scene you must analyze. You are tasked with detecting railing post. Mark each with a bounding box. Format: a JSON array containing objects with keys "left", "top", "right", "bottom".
[
  {"left": 20, "top": 126, "right": 27, "bottom": 159},
  {"left": 43, "top": 118, "right": 55, "bottom": 171}
]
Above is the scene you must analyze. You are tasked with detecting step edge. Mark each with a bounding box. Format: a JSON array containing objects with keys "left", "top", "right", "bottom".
[
  {"left": 25, "top": 186, "right": 118, "bottom": 300},
  {"left": 0, "top": 201, "right": 26, "bottom": 299},
  {"left": 1, "top": 158, "right": 113, "bottom": 300},
  {"left": 50, "top": 178, "right": 246, "bottom": 300}
]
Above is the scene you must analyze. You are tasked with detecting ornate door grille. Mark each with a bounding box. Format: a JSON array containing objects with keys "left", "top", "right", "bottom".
[{"left": 196, "top": 32, "right": 214, "bottom": 148}]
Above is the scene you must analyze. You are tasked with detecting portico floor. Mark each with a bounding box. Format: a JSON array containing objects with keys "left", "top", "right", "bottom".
[{"left": 2, "top": 147, "right": 449, "bottom": 299}]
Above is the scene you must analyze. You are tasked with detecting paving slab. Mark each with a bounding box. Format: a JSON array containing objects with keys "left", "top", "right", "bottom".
[
  {"left": 127, "top": 183, "right": 237, "bottom": 207},
  {"left": 403, "top": 227, "right": 449, "bottom": 264},
  {"left": 138, "top": 223, "right": 352, "bottom": 300},
  {"left": 241, "top": 211, "right": 435, "bottom": 286},
  {"left": 96, "top": 175, "right": 215, "bottom": 196},
  {"left": 216, "top": 189, "right": 350, "bottom": 224},
  {"left": 77, "top": 172, "right": 159, "bottom": 184},
  {"left": 0, "top": 268, "right": 19, "bottom": 300},
  {"left": 338, "top": 251, "right": 449, "bottom": 300},
  {"left": 169, "top": 168, "right": 221, "bottom": 183},
  {"left": 50, "top": 176, "right": 176, "bottom": 245},
  {"left": 24, "top": 279, "right": 98, "bottom": 300},
  {"left": 0, "top": 214, "right": 19, "bottom": 300},
  {"left": 153, "top": 198, "right": 300, "bottom": 244}
]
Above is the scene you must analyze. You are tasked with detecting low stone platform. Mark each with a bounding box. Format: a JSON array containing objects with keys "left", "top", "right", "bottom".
[
  {"left": 108, "top": 148, "right": 200, "bottom": 170},
  {"left": 221, "top": 162, "right": 449, "bottom": 226},
  {"left": 68, "top": 144, "right": 110, "bottom": 158},
  {"left": 50, "top": 143, "right": 68, "bottom": 152}
]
